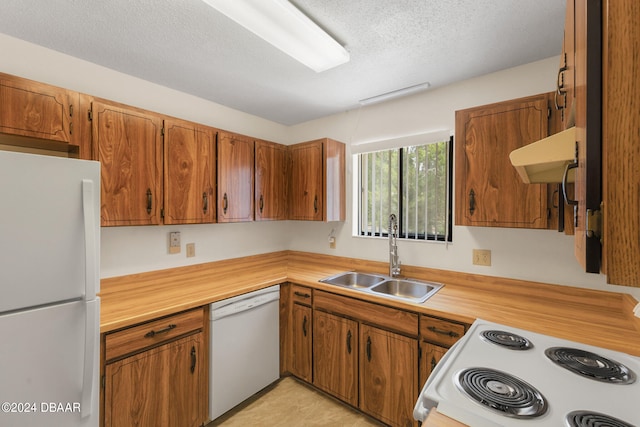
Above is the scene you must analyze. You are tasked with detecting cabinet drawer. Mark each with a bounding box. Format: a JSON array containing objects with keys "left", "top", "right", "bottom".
[
  {"left": 105, "top": 308, "right": 204, "bottom": 361},
  {"left": 291, "top": 284, "right": 313, "bottom": 306},
  {"left": 420, "top": 316, "right": 467, "bottom": 347}
]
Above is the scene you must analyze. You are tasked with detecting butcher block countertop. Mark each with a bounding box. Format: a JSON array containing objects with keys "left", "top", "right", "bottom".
[{"left": 100, "top": 250, "right": 640, "bottom": 356}]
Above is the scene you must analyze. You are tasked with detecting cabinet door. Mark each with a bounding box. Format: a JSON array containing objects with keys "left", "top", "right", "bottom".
[
  {"left": 602, "top": 0, "right": 640, "bottom": 286},
  {"left": 290, "top": 303, "right": 312, "bottom": 382},
  {"left": 419, "top": 342, "right": 447, "bottom": 389},
  {"left": 217, "top": 132, "right": 254, "bottom": 222},
  {"left": 313, "top": 310, "right": 358, "bottom": 406},
  {"left": 91, "top": 101, "right": 163, "bottom": 226},
  {"left": 289, "top": 141, "right": 323, "bottom": 221},
  {"left": 255, "top": 139, "right": 288, "bottom": 221},
  {"left": 455, "top": 94, "right": 550, "bottom": 228},
  {"left": 0, "top": 73, "right": 78, "bottom": 146},
  {"left": 104, "top": 333, "right": 204, "bottom": 427},
  {"left": 164, "top": 118, "right": 216, "bottom": 224},
  {"left": 360, "top": 324, "right": 418, "bottom": 427}
]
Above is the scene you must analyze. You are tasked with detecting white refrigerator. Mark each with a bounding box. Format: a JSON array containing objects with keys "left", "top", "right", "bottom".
[{"left": 0, "top": 151, "right": 100, "bottom": 427}]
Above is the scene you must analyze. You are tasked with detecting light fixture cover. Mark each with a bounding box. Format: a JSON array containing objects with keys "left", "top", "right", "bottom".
[
  {"left": 359, "top": 82, "right": 431, "bottom": 106},
  {"left": 204, "top": 0, "right": 349, "bottom": 72}
]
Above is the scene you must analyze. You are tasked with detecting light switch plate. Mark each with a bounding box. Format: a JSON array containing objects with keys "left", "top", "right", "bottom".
[{"left": 169, "top": 231, "right": 181, "bottom": 254}]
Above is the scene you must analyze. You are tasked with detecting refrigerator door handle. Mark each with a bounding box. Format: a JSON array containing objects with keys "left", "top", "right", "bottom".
[
  {"left": 82, "top": 179, "right": 99, "bottom": 298},
  {"left": 81, "top": 299, "right": 100, "bottom": 418}
]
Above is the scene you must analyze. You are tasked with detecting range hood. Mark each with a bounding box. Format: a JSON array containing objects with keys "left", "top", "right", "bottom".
[{"left": 509, "top": 126, "right": 576, "bottom": 184}]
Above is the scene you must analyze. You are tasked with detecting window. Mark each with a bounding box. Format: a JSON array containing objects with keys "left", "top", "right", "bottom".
[{"left": 357, "top": 136, "right": 453, "bottom": 242}]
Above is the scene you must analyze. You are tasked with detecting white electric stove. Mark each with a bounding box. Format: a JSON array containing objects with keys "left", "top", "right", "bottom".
[{"left": 414, "top": 319, "right": 640, "bottom": 427}]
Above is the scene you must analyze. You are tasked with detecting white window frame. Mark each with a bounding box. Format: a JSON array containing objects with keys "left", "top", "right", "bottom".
[{"left": 352, "top": 130, "right": 453, "bottom": 242}]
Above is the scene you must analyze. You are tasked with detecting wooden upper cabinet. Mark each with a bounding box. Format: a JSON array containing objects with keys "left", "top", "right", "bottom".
[
  {"left": 455, "top": 93, "right": 552, "bottom": 229},
  {"left": 601, "top": 0, "right": 640, "bottom": 286},
  {"left": 91, "top": 100, "right": 163, "bottom": 226},
  {"left": 217, "top": 131, "right": 254, "bottom": 222},
  {"left": 556, "top": 0, "right": 576, "bottom": 129},
  {"left": 289, "top": 138, "right": 345, "bottom": 222},
  {"left": 255, "top": 139, "right": 288, "bottom": 221},
  {"left": 164, "top": 118, "right": 217, "bottom": 224},
  {"left": 0, "top": 73, "right": 79, "bottom": 151}
]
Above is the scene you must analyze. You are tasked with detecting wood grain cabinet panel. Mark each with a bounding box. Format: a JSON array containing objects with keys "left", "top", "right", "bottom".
[
  {"left": 91, "top": 100, "right": 163, "bottom": 226},
  {"left": 290, "top": 302, "right": 312, "bottom": 383},
  {"left": 289, "top": 138, "right": 345, "bottom": 222},
  {"left": 455, "top": 93, "right": 552, "bottom": 229},
  {"left": 0, "top": 72, "right": 79, "bottom": 150},
  {"left": 217, "top": 131, "right": 254, "bottom": 222},
  {"left": 313, "top": 310, "right": 358, "bottom": 407},
  {"left": 103, "top": 308, "right": 206, "bottom": 427},
  {"left": 104, "top": 333, "right": 204, "bottom": 427},
  {"left": 360, "top": 324, "right": 418, "bottom": 427},
  {"left": 255, "top": 139, "right": 288, "bottom": 221},
  {"left": 164, "top": 118, "right": 217, "bottom": 224}
]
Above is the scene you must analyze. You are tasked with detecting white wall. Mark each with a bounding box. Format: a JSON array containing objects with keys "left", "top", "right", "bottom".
[
  {"left": 287, "top": 57, "right": 640, "bottom": 299},
  {"left": 2, "top": 33, "right": 638, "bottom": 299}
]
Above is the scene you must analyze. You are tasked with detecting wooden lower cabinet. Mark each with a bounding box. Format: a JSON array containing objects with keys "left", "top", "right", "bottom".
[
  {"left": 360, "top": 324, "right": 418, "bottom": 427},
  {"left": 103, "top": 308, "right": 206, "bottom": 427},
  {"left": 313, "top": 310, "right": 358, "bottom": 406},
  {"left": 419, "top": 342, "right": 447, "bottom": 388},
  {"left": 290, "top": 302, "right": 313, "bottom": 382}
]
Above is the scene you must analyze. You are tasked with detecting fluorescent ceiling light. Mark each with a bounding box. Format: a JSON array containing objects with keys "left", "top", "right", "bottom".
[
  {"left": 203, "top": 0, "right": 349, "bottom": 72},
  {"left": 359, "top": 82, "right": 432, "bottom": 106}
]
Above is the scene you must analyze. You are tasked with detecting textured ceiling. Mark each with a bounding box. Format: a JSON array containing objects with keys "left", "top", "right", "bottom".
[{"left": 0, "top": 0, "right": 565, "bottom": 125}]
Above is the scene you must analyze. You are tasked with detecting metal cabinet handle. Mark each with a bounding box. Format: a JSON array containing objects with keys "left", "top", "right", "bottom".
[
  {"left": 346, "top": 330, "right": 352, "bottom": 354},
  {"left": 259, "top": 195, "right": 264, "bottom": 213},
  {"left": 430, "top": 355, "right": 438, "bottom": 373},
  {"left": 190, "top": 346, "right": 196, "bottom": 374},
  {"left": 223, "top": 193, "right": 228, "bottom": 214},
  {"left": 366, "top": 336, "right": 372, "bottom": 362},
  {"left": 562, "top": 161, "right": 579, "bottom": 206},
  {"left": 146, "top": 188, "right": 153, "bottom": 214},
  {"left": 302, "top": 315, "right": 308, "bottom": 337},
  {"left": 144, "top": 324, "right": 176, "bottom": 338},
  {"left": 468, "top": 189, "right": 476, "bottom": 215},
  {"left": 427, "top": 326, "right": 460, "bottom": 338},
  {"left": 203, "top": 192, "right": 209, "bottom": 214},
  {"left": 294, "top": 291, "right": 311, "bottom": 299},
  {"left": 313, "top": 195, "right": 318, "bottom": 213}
]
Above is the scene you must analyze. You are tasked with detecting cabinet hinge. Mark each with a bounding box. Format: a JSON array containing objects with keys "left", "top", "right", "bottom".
[
  {"left": 586, "top": 206, "right": 602, "bottom": 241},
  {"left": 88, "top": 110, "right": 93, "bottom": 121}
]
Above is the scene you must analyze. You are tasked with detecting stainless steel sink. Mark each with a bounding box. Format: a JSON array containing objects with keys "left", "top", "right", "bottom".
[
  {"left": 319, "top": 271, "right": 386, "bottom": 289},
  {"left": 319, "top": 271, "right": 443, "bottom": 303},
  {"left": 369, "top": 279, "right": 443, "bottom": 304}
]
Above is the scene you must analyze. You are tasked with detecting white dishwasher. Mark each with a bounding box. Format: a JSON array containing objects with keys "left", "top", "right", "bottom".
[{"left": 209, "top": 284, "right": 280, "bottom": 421}]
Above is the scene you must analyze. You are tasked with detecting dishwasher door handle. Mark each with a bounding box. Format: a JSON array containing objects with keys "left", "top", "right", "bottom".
[{"left": 212, "top": 291, "right": 279, "bottom": 321}]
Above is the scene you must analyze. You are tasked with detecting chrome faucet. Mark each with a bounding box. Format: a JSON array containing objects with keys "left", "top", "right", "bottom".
[{"left": 389, "top": 214, "right": 401, "bottom": 277}]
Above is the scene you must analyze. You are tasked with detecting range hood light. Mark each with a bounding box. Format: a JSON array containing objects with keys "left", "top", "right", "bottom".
[{"left": 509, "top": 127, "right": 576, "bottom": 184}]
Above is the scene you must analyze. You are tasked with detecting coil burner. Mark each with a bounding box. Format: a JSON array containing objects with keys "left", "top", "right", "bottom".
[
  {"left": 566, "top": 410, "right": 636, "bottom": 427},
  {"left": 545, "top": 347, "right": 637, "bottom": 384},
  {"left": 480, "top": 330, "right": 533, "bottom": 350},
  {"left": 454, "top": 367, "right": 547, "bottom": 419}
]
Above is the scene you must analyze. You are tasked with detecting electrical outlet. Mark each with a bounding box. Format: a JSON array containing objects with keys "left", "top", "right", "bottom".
[
  {"left": 169, "top": 232, "right": 181, "bottom": 254},
  {"left": 472, "top": 249, "right": 491, "bottom": 266},
  {"left": 329, "top": 236, "right": 336, "bottom": 249},
  {"left": 186, "top": 243, "right": 195, "bottom": 258}
]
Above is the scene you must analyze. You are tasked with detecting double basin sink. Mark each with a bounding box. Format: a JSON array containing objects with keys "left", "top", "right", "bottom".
[{"left": 319, "top": 271, "right": 443, "bottom": 304}]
